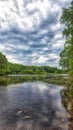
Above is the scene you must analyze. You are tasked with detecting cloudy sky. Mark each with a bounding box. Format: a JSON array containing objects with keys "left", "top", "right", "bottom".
[{"left": 0, "top": 0, "right": 71, "bottom": 67}]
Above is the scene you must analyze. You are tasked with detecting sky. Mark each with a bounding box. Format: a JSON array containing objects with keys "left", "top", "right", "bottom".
[{"left": 0, "top": 0, "right": 71, "bottom": 67}]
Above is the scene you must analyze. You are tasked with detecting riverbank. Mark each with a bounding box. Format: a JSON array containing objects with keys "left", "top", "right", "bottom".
[{"left": 0, "top": 74, "right": 69, "bottom": 86}]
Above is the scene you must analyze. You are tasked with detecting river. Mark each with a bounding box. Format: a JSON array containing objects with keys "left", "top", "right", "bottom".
[{"left": 0, "top": 76, "right": 73, "bottom": 130}]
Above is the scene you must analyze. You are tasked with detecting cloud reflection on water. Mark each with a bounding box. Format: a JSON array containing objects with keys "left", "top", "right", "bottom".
[{"left": 0, "top": 82, "right": 68, "bottom": 130}]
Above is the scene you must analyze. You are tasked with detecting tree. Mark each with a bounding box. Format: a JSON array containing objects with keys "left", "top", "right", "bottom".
[
  {"left": 59, "top": 1, "right": 73, "bottom": 76},
  {"left": 0, "top": 52, "right": 8, "bottom": 75}
]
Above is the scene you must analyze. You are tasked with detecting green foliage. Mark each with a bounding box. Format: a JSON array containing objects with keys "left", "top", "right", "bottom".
[
  {"left": 8, "top": 62, "right": 63, "bottom": 75},
  {"left": 59, "top": 44, "right": 70, "bottom": 69},
  {"left": 0, "top": 52, "right": 9, "bottom": 75},
  {"left": 0, "top": 52, "right": 63, "bottom": 75},
  {"left": 59, "top": 0, "right": 73, "bottom": 76}
]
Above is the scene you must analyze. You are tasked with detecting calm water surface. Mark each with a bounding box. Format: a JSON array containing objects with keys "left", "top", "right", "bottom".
[{"left": 0, "top": 81, "right": 69, "bottom": 130}]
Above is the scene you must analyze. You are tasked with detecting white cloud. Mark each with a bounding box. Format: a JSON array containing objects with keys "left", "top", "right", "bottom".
[
  {"left": 0, "top": 0, "right": 71, "bottom": 67},
  {"left": 0, "top": 0, "right": 61, "bottom": 31},
  {"left": 0, "top": 44, "right": 5, "bottom": 51},
  {"left": 32, "top": 56, "right": 48, "bottom": 64},
  {"left": 0, "top": 0, "right": 71, "bottom": 31}
]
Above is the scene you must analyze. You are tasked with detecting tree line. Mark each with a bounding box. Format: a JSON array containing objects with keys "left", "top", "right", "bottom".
[{"left": 0, "top": 52, "right": 63, "bottom": 75}]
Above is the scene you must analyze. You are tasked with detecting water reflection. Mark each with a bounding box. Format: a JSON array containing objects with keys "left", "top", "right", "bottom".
[
  {"left": 0, "top": 81, "right": 68, "bottom": 130},
  {"left": 0, "top": 75, "right": 66, "bottom": 86},
  {"left": 61, "top": 86, "right": 73, "bottom": 129}
]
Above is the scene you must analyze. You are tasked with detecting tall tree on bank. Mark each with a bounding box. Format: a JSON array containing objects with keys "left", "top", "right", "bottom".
[
  {"left": 59, "top": 1, "right": 73, "bottom": 76},
  {"left": 0, "top": 52, "right": 8, "bottom": 75}
]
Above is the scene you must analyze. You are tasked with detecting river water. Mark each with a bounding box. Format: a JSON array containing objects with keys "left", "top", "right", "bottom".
[{"left": 0, "top": 77, "right": 70, "bottom": 130}]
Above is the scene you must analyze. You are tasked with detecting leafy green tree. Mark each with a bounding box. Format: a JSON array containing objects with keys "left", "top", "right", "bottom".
[
  {"left": 59, "top": 1, "right": 73, "bottom": 76},
  {"left": 59, "top": 45, "right": 69, "bottom": 69},
  {"left": 0, "top": 52, "right": 8, "bottom": 75}
]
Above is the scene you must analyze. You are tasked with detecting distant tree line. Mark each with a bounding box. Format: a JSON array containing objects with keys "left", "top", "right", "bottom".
[
  {"left": 0, "top": 52, "right": 64, "bottom": 75},
  {"left": 8, "top": 62, "right": 63, "bottom": 75}
]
